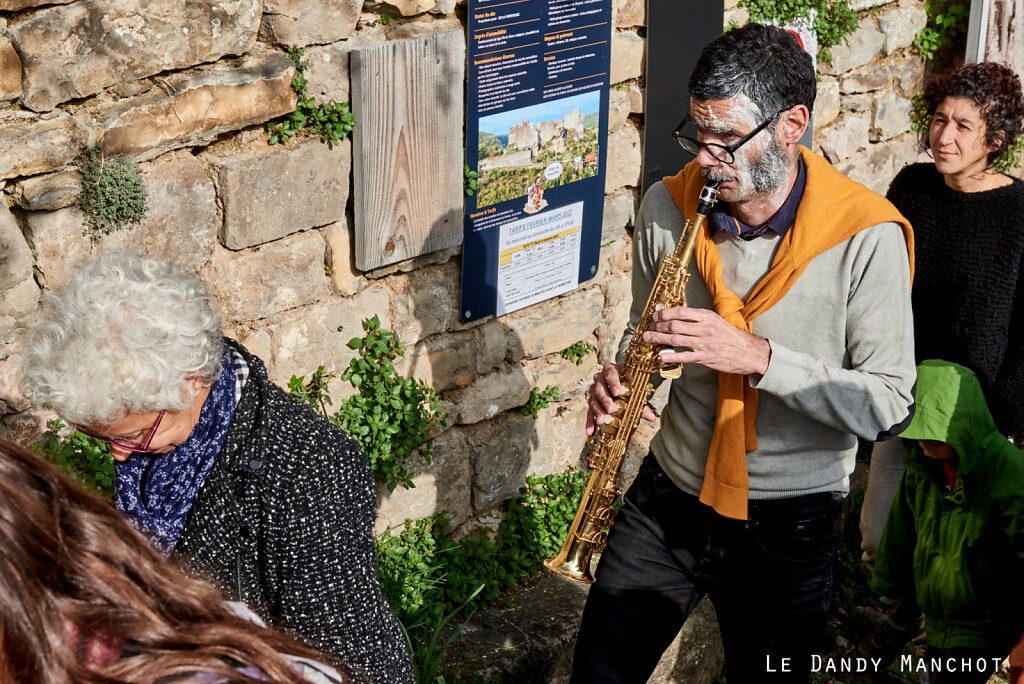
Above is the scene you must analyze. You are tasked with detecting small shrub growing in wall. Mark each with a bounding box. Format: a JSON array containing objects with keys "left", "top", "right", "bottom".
[
  {"left": 76, "top": 147, "right": 149, "bottom": 241},
  {"left": 266, "top": 48, "right": 357, "bottom": 148}
]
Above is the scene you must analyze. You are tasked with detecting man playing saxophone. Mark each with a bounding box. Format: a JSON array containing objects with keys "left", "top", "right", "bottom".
[{"left": 572, "top": 24, "right": 916, "bottom": 683}]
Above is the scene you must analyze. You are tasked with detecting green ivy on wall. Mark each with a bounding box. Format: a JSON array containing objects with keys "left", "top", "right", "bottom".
[{"left": 737, "top": 0, "right": 860, "bottom": 64}]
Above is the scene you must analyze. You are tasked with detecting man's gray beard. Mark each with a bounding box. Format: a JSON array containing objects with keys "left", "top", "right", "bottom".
[
  {"left": 749, "top": 134, "right": 790, "bottom": 192},
  {"left": 699, "top": 134, "right": 790, "bottom": 193}
]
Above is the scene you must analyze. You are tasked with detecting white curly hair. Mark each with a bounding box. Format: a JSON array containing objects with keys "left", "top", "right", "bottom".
[{"left": 20, "top": 252, "right": 223, "bottom": 427}]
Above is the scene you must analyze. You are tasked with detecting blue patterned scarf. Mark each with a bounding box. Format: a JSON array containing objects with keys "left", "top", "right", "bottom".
[{"left": 115, "top": 346, "right": 236, "bottom": 555}]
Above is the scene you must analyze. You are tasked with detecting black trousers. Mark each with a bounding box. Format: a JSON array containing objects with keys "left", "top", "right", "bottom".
[{"left": 571, "top": 454, "right": 843, "bottom": 684}]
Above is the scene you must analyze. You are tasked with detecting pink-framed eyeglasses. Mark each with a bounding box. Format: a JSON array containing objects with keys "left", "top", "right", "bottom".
[{"left": 77, "top": 410, "right": 166, "bottom": 453}]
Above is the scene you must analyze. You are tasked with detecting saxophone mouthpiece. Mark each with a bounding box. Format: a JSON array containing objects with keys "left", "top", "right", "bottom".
[{"left": 696, "top": 180, "right": 720, "bottom": 216}]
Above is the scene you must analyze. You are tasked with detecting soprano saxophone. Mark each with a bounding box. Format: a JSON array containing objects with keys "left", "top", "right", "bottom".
[{"left": 544, "top": 180, "right": 720, "bottom": 583}]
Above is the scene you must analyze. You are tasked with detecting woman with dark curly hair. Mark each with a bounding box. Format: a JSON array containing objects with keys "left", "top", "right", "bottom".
[
  {"left": 0, "top": 437, "right": 349, "bottom": 684},
  {"left": 860, "top": 60, "right": 1024, "bottom": 609}
]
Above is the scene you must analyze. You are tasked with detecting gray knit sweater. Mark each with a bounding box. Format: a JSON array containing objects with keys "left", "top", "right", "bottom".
[
  {"left": 174, "top": 339, "right": 413, "bottom": 684},
  {"left": 620, "top": 179, "right": 917, "bottom": 500}
]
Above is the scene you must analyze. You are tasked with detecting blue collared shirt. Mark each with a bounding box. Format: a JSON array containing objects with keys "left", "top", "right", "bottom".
[{"left": 707, "top": 156, "right": 806, "bottom": 240}]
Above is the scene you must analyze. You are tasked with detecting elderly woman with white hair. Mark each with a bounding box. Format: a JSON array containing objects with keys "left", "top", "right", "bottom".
[{"left": 20, "top": 252, "right": 414, "bottom": 684}]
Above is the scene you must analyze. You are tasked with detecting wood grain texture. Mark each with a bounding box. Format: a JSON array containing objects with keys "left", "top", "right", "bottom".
[
  {"left": 351, "top": 30, "right": 465, "bottom": 271},
  {"left": 986, "top": 0, "right": 1022, "bottom": 79}
]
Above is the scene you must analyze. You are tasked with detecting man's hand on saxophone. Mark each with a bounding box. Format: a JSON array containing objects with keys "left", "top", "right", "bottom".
[
  {"left": 644, "top": 305, "right": 772, "bottom": 378},
  {"left": 584, "top": 363, "right": 657, "bottom": 435}
]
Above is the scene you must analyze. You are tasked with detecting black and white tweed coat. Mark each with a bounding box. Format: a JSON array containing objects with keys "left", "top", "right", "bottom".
[{"left": 173, "top": 339, "right": 413, "bottom": 683}]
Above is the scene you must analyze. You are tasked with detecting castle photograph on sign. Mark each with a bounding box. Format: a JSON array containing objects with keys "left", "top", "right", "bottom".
[{"left": 476, "top": 91, "right": 601, "bottom": 209}]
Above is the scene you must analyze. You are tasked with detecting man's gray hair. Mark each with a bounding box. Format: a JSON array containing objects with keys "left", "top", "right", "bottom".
[
  {"left": 20, "top": 252, "right": 223, "bottom": 427},
  {"left": 689, "top": 23, "right": 817, "bottom": 120}
]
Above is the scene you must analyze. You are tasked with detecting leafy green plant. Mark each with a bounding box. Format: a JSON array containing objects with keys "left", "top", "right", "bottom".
[
  {"left": 266, "top": 48, "right": 356, "bottom": 148},
  {"left": 30, "top": 419, "right": 115, "bottom": 497},
  {"left": 288, "top": 316, "right": 446, "bottom": 492},
  {"left": 76, "top": 147, "right": 149, "bottom": 241},
  {"left": 400, "top": 585, "right": 485, "bottom": 684},
  {"left": 515, "top": 385, "right": 559, "bottom": 418},
  {"left": 287, "top": 366, "right": 334, "bottom": 416},
  {"left": 909, "top": 90, "right": 1024, "bottom": 171},
  {"left": 737, "top": 0, "right": 859, "bottom": 64},
  {"left": 914, "top": 0, "right": 969, "bottom": 60},
  {"left": 559, "top": 340, "right": 596, "bottom": 365},
  {"left": 379, "top": 12, "right": 394, "bottom": 25},
  {"left": 375, "top": 468, "right": 590, "bottom": 627},
  {"left": 464, "top": 163, "right": 479, "bottom": 197}
]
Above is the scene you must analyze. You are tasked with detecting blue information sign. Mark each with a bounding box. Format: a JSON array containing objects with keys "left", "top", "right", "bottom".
[{"left": 461, "top": 0, "right": 612, "bottom": 323}]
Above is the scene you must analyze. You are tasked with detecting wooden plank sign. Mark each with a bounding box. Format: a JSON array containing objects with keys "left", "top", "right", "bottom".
[{"left": 350, "top": 30, "right": 466, "bottom": 271}]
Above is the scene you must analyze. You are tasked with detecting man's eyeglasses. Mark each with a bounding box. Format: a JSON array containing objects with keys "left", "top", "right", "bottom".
[
  {"left": 673, "top": 108, "right": 787, "bottom": 164},
  {"left": 77, "top": 410, "right": 165, "bottom": 453}
]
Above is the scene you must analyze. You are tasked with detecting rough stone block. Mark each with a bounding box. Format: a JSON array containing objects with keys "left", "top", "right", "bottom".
[
  {"left": 599, "top": 269, "right": 632, "bottom": 364},
  {"left": 813, "top": 76, "right": 840, "bottom": 129},
  {"left": 602, "top": 190, "right": 635, "bottom": 244},
  {"left": 259, "top": 0, "right": 361, "bottom": 48},
  {"left": 466, "top": 411, "right": 535, "bottom": 510},
  {"left": 824, "top": 26, "right": 884, "bottom": 75},
  {"left": 401, "top": 330, "right": 477, "bottom": 392},
  {"left": 608, "top": 87, "right": 631, "bottom": 132},
  {"left": 446, "top": 366, "right": 532, "bottom": 426},
  {"left": 872, "top": 91, "right": 912, "bottom": 142},
  {"left": 235, "top": 329, "right": 273, "bottom": 365},
  {"left": 0, "top": 0, "right": 73, "bottom": 8},
  {"left": 840, "top": 68, "right": 887, "bottom": 94},
  {"left": 817, "top": 114, "right": 870, "bottom": 165},
  {"left": 100, "top": 150, "right": 218, "bottom": 273},
  {"left": 9, "top": 0, "right": 261, "bottom": 112},
  {"left": 374, "top": 425, "right": 473, "bottom": 533},
  {"left": 203, "top": 132, "right": 350, "bottom": 250},
  {"left": 21, "top": 207, "right": 92, "bottom": 291},
  {"left": 10, "top": 169, "right": 81, "bottom": 211},
  {"left": 384, "top": 16, "right": 463, "bottom": 40},
  {"left": 625, "top": 82, "right": 643, "bottom": 114},
  {"left": 390, "top": 264, "right": 455, "bottom": 343},
  {"left": 879, "top": 3, "right": 928, "bottom": 54},
  {"left": 202, "top": 231, "right": 329, "bottom": 323},
  {"left": 894, "top": 55, "right": 925, "bottom": 96},
  {"left": 610, "top": 31, "right": 644, "bottom": 85},
  {"left": 613, "top": 0, "right": 645, "bottom": 28},
  {"left": 365, "top": 0, "right": 436, "bottom": 17},
  {"left": 0, "top": 350, "right": 30, "bottom": 413},
  {"left": 0, "top": 114, "right": 84, "bottom": 181},
  {"left": 523, "top": 352, "right": 596, "bottom": 402},
  {"left": 0, "top": 407, "right": 50, "bottom": 445},
  {"left": 530, "top": 395, "right": 588, "bottom": 476},
  {"left": 304, "top": 27, "right": 386, "bottom": 105},
  {"left": 604, "top": 121, "right": 642, "bottom": 192},
  {"left": 504, "top": 286, "right": 605, "bottom": 361},
  {"left": 0, "top": 36, "right": 22, "bottom": 101},
  {"left": 324, "top": 221, "right": 368, "bottom": 297},
  {"left": 262, "top": 282, "right": 391, "bottom": 395},
  {"left": 472, "top": 319, "right": 509, "bottom": 376},
  {"left": 0, "top": 204, "right": 39, "bottom": 344},
  {"left": 92, "top": 51, "right": 296, "bottom": 162}
]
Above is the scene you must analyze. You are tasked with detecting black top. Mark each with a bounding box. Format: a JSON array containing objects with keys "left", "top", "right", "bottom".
[
  {"left": 173, "top": 339, "right": 413, "bottom": 684},
  {"left": 888, "top": 163, "right": 1024, "bottom": 437}
]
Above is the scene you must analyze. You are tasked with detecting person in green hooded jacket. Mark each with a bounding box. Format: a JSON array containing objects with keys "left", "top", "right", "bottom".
[{"left": 870, "top": 359, "right": 1024, "bottom": 682}]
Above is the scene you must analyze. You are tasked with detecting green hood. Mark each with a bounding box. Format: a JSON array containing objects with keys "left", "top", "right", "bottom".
[{"left": 900, "top": 359, "right": 999, "bottom": 474}]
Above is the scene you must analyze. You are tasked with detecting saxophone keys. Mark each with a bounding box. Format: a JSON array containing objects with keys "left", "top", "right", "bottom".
[{"left": 660, "top": 364, "right": 682, "bottom": 379}]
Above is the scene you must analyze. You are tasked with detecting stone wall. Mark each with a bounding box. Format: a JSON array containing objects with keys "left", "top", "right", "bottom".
[{"left": 0, "top": 0, "right": 927, "bottom": 543}]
